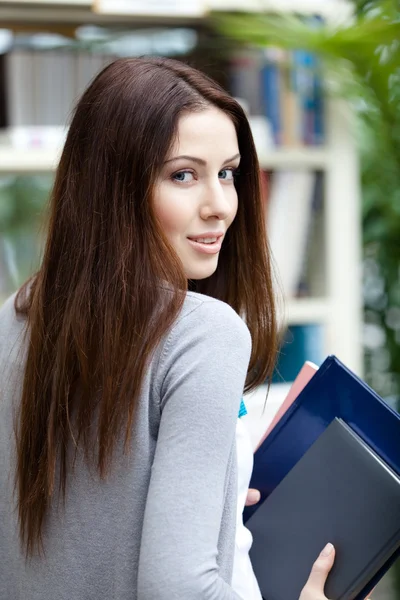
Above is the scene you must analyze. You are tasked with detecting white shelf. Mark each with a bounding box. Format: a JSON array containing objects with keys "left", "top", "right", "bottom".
[
  {"left": 94, "top": 0, "right": 206, "bottom": 18},
  {"left": 0, "top": 0, "right": 353, "bottom": 24},
  {"left": 0, "top": 146, "right": 330, "bottom": 173},
  {"left": 209, "top": 0, "right": 353, "bottom": 21},
  {"left": 0, "top": 0, "right": 90, "bottom": 4},
  {"left": 0, "top": 0, "right": 353, "bottom": 17},
  {"left": 285, "top": 298, "right": 331, "bottom": 325},
  {"left": 0, "top": 147, "right": 61, "bottom": 173},
  {"left": 0, "top": 0, "right": 203, "bottom": 24},
  {"left": 259, "top": 148, "right": 329, "bottom": 170}
]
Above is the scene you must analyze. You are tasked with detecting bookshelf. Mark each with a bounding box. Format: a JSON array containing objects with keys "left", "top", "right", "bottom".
[
  {"left": 210, "top": 0, "right": 353, "bottom": 20},
  {"left": 0, "top": 0, "right": 353, "bottom": 25},
  {"left": 0, "top": 0, "right": 204, "bottom": 25},
  {"left": 0, "top": 0, "right": 363, "bottom": 378},
  {"left": 0, "top": 0, "right": 352, "bottom": 22}
]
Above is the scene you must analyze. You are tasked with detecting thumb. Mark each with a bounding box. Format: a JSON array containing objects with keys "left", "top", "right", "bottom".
[
  {"left": 303, "top": 543, "right": 335, "bottom": 596},
  {"left": 245, "top": 489, "right": 261, "bottom": 506}
]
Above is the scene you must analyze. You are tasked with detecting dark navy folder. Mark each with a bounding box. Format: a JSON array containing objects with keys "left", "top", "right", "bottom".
[{"left": 244, "top": 355, "right": 400, "bottom": 599}]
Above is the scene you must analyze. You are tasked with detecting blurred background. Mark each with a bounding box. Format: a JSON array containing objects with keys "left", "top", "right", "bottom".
[{"left": 0, "top": 0, "right": 399, "bottom": 597}]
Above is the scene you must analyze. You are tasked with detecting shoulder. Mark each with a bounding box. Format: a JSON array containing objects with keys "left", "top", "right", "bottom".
[
  {"left": 157, "top": 284, "right": 250, "bottom": 344},
  {"left": 176, "top": 291, "right": 251, "bottom": 348},
  {"left": 156, "top": 291, "right": 252, "bottom": 385}
]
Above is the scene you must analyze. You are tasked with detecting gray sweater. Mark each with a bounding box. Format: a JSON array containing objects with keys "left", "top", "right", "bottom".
[{"left": 0, "top": 290, "right": 252, "bottom": 600}]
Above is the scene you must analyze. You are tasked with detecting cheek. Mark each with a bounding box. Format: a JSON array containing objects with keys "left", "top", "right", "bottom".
[
  {"left": 153, "top": 187, "right": 187, "bottom": 237},
  {"left": 154, "top": 204, "right": 179, "bottom": 236}
]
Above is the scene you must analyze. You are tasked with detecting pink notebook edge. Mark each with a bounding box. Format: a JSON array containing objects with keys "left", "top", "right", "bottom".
[{"left": 254, "top": 361, "right": 319, "bottom": 451}]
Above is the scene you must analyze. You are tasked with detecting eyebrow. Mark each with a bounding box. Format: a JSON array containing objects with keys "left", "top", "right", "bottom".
[{"left": 164, "top": 153, "right": 241, "bottom": 166}]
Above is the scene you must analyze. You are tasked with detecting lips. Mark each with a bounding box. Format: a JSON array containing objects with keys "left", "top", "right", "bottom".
[
  {"left": 187, "top": 233, "right": 224, "bottom": 255},
  {"left": 187, "top": 233, "right": 223, "bottom": 244}
]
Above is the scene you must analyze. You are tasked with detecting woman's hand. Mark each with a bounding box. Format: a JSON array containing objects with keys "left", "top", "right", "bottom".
[
  {"left": 299, "top": 544, "right": 372, "bottom": 600},
  {"left": 299, "top": 543, "right": 335, "bottom": 600},
  {"left": 245, "top": 489, "right": 261, "bottom": 506}
]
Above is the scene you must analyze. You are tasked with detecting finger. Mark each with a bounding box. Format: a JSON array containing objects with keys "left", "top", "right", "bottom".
[
  {"left": 303, "top": 543, "right": 335, "bottom": 594},
  {"left": 245, "top": 489, "right": 261, "bottom": 506}
]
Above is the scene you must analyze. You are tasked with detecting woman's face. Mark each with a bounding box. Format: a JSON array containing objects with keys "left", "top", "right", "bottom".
[{"left": 153, "top": 107, "right": 240, "bottom": 280}]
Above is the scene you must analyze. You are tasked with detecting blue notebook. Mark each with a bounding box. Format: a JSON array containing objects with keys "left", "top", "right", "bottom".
[{"left": 244, "top": 355, "right": 400, "bottom": 599}]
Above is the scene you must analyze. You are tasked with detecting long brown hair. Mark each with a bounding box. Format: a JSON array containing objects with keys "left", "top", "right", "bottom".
[{"left": 14, "top": 56, "right": 277, "bottom": 556}]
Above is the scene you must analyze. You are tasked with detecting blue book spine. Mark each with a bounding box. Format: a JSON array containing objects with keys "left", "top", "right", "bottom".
[
  {"left": 261, "top": 60, "right": 281, "bottom": 145},
  {"left": 288, "top": 51, "right": 302, "bottom": 145},
  {"left": 313, "top": 62, "right": 325, "bottom": 145},
  {"left": 293, "top": 50, "right": 324, "bottom": 146},
  {"left": 302, "top": 51, "right": 316, "bottom": 146},
  {"left": 292, "top": 50, "right": 307, "bottom": 144},
  {"left": 301, "top": 15, "right": 325, "bottom": 144}
]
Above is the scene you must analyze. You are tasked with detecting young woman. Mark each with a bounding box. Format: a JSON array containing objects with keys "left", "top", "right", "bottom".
[{"left": 0, "top": 57, "right": 337, "bottom": 599}]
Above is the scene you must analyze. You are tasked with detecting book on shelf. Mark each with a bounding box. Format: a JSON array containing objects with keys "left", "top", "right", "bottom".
[
  {"left": 229, "top": 46, "right": 325, "bottom": 148},
  {"left": 266, "top": 169, "right": 318, "bottom": 299},
  {"left": 2, "top": 45, "right": 115, "bottom": 134},
  {"left": 295, "top": 170, "right": 325, "bottom": 298},
  {"left": 244, "top": 355, "right": 400, "bottom": 600},
  {"left": 263, "top": 165, "right": 324, "bottom": 306}
]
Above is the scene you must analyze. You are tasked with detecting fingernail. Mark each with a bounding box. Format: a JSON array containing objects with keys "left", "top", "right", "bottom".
[
  {"left": 320, "top": 543, "right": 334, "bottom": 557},
  {"left": 248, "top": 489, "right": 261, "bottom": 503}
]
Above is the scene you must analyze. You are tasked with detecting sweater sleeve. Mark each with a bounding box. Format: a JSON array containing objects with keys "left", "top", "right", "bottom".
[{"left": 137, "top": 299, "right": 252, "bottom": 600}]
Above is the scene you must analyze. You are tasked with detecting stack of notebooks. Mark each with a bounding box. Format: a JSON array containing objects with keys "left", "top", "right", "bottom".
[{"left": 245, "top": 355, "right": 400, "bottom": 600}]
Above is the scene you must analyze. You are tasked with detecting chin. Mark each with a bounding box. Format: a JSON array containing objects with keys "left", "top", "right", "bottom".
[{"left": 186, "top": 260, "right": 218, "bottom": 280}]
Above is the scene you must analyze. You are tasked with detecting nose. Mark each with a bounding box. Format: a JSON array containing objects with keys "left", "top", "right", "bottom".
[{"left": 200, "top": 180, "right": 234, "bottom": 221}]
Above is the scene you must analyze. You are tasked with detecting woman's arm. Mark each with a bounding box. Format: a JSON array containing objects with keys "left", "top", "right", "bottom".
[{"left": 137, "top": 299, "right": 251, "bottom": 600}]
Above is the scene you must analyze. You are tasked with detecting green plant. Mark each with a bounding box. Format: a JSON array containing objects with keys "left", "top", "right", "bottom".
[{"left": 0, "top": 175, "right": 51, "bottom": 301}]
